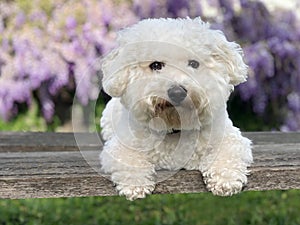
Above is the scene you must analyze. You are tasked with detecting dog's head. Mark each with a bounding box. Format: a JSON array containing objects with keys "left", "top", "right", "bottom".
[{"left": 101, "top": 18, "right": 248, "bottom": 132}]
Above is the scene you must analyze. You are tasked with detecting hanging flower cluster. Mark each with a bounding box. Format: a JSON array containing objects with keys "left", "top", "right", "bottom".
[
  {"left": 0, "top": 0, "right": 137, "bottom": 122},
  {"left": 1, "top": 0, "right": 300, "bottom": 131}
]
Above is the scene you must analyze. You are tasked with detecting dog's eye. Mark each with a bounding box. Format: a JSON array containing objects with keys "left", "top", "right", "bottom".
[
  {"left": 149, "top": 61, "right": 165, "bottom": 71},
  {"left": 188, "top": 60, "right": 200, "bottom": 69}
]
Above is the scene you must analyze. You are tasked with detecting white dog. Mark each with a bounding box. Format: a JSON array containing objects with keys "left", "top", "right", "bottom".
[{"left": 99, "top": 17, "right": 253, "bottom": 200}]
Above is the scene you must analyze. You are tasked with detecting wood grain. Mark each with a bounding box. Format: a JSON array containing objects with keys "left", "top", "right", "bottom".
[{"left": 0, "top": 132, "right": 299, "bottom": 199}]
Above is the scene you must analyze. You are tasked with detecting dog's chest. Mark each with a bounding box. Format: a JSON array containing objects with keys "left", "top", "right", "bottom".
[{"left": 147, "top": 131, "right": 203, "bottom": 170}]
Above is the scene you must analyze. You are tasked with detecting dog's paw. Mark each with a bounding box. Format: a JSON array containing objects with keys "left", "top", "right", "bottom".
[
  {"left": 116, "top": 184, "right": 155, "bottom": 201},
  {"left": 205, "top": 178, "right": 243, "bottom": 196},
  {"left": 203, "top": 171, "right": 247, "bottom": 196}
]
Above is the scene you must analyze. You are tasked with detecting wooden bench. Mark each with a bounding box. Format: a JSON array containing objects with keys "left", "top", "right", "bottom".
[{"left": 0, "top": 132, "right": 300, "bottom": 199}]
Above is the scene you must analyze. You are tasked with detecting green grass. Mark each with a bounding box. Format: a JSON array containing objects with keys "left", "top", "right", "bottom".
[{"left": 1, "top": 190, "right": 300, "bottom": 225}]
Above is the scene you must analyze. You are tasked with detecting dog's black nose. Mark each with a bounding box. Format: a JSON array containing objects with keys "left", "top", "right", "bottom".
[{"left": 167, "top": 85, "right": 187, "bottom": 105}]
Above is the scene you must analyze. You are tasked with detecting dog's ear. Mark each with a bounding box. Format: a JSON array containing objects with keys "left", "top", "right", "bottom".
[
  {"left": 211, "top": 31, "right": 248, "bottom": 86},
  {"left": 101, "top": 48, "right": 129, "bottom": 97}
]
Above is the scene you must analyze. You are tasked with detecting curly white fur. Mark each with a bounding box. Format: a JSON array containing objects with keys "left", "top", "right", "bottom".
[{"left": 100, "top": 17, "right": 253, "bottom": 200}]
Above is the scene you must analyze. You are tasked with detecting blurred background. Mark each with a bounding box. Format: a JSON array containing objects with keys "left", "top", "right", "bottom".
[
  {"left": 0, "top": 0, "right": 300, "bottom": 132},
  {"left": 1, "top": 0, "right": 300, "bottom": 224}
]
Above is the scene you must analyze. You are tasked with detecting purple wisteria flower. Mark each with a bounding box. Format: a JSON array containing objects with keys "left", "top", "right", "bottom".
[
  {"left": 1, "top": 0, "right": 300, "bottom": 131},
  {"left": 168, "top": 0, "right": 300, "bottom": 131},
  {"left": 0, "top": 0, "right": 137, "bottom": 123}
]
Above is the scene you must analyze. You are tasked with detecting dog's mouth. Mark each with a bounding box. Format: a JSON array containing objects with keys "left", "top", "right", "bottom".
[
  {"left": 167, "top": 128, "right": 181, "bottom": 135},
  {"left": 149, "top": 96, "right": 182, "bottom": 130},
  {"left": 152, "top": 97, "right": 174, "bottom": 115},
  {"left": 146, "top": 92, "right": 206, "bottom": 133}
]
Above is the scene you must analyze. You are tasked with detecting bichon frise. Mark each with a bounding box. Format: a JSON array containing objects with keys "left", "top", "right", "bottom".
[{"left": 99, "top": 17, "right": 253, "bottom": 200}]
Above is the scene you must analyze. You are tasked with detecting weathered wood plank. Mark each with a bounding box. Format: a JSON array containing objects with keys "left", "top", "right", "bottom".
[
  {"left": 0, "top": 132, "right": 101, "bottom": 152},
  {"left": 0, "top": 132, "right": 299, "bottom": 199}
]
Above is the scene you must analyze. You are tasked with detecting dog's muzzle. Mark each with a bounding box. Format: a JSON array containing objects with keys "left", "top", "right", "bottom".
[{"left": 167, "top": 85, "right": 187, "bottom": 105}]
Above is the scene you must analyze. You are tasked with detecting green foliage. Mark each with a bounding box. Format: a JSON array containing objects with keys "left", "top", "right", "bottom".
[
  {"left": 15, "top": 0, "right": 33, "bottom": 14},
  {"left": 38, "top": 0, "right": 55, "bottom": 17},
  {"left": 15, "top": 0, "right": 54, "bottom": 16},
  {"left": 0, "top": 100, "right": 48, "bottom": 131},
  {"left": 1, "top": 190, "right": 300, "bottom": 225},
  {"left": 94, "top": 97, "right": 106, "bottom": 132},
  {"left": 228, "top": 94, "right": 279, "bottom": 131},
  {"left": 0, "top": 95, "right": 106, "bottom": 132}
]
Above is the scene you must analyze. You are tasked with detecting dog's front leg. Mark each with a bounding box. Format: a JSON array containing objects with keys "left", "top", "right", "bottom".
[
  {"left": 100, "top": 140, "right": 156, "bottom": 200},
  {"left": 200, "top": 129, "right": 253, "bottom": 196}
]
